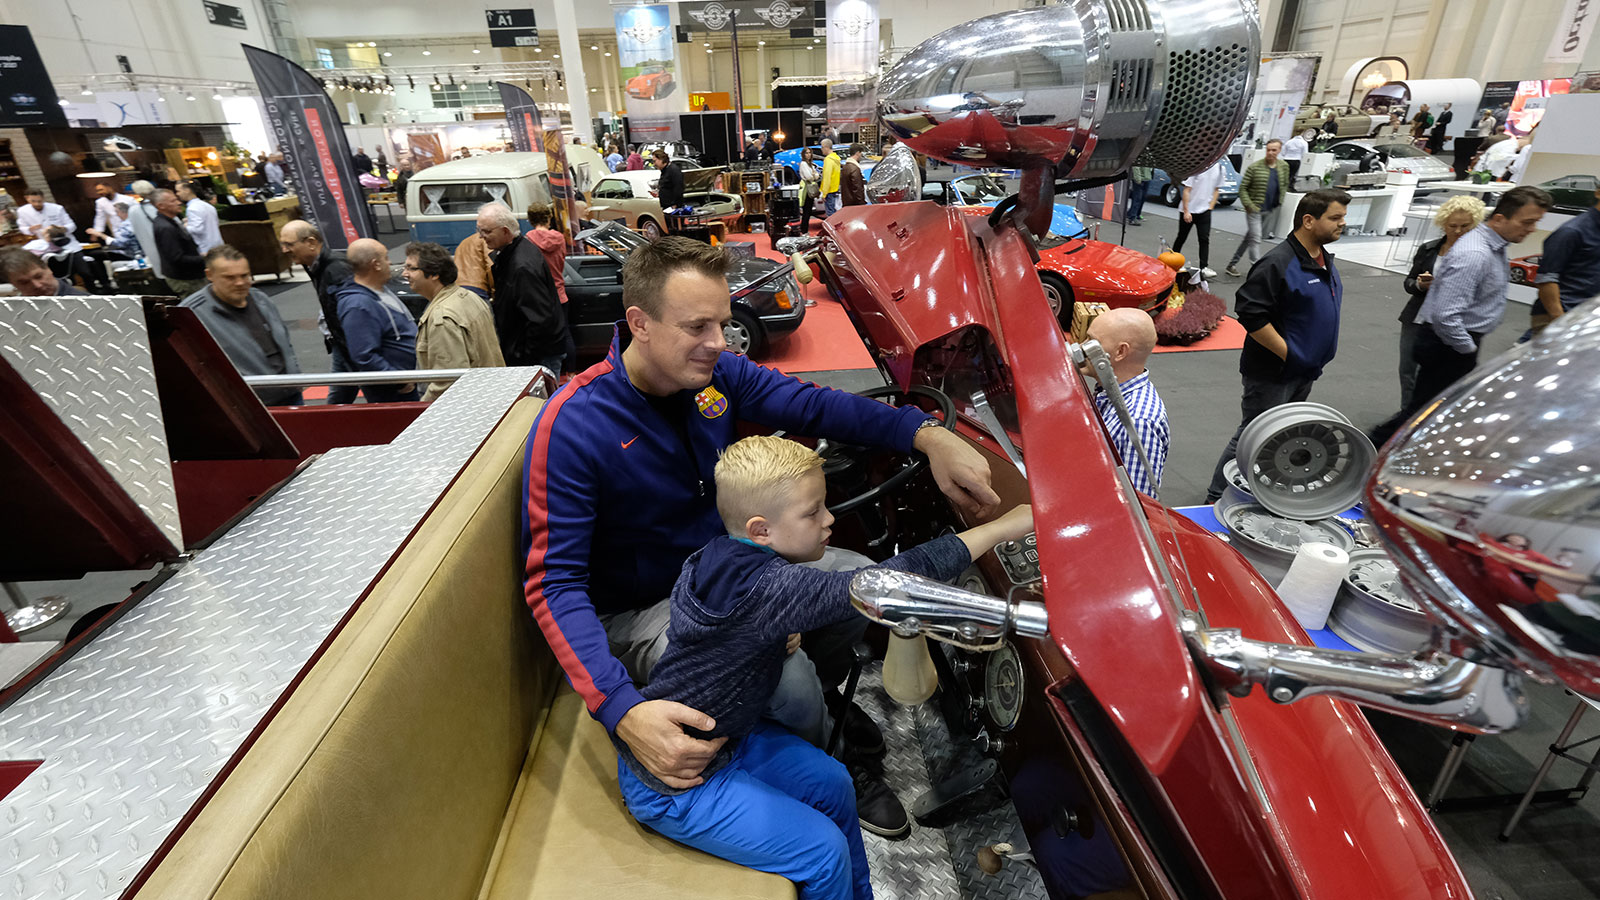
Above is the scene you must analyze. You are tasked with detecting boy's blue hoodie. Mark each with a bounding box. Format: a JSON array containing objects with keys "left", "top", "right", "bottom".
[{"left": 621, "top": 533, "right": 970, "bottom": 793}]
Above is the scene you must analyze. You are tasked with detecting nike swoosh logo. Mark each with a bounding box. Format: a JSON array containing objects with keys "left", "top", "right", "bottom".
[{"left": 621, "top": 436, "right": 640, "bottom": 449}]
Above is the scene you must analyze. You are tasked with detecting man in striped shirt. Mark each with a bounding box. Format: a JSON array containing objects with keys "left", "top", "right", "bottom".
[
  {"left": 1086, "top": 308, "right": 1169, "bottom": 496},
  {"left": 1371, "top": 186, "right": 1551, "bottom": 447}
]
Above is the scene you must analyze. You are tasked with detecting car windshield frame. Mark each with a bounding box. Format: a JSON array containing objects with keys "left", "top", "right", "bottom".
[
  {"left": 576, "top": 221, "right": 647, "bottom": 264},
  {"left": 1376, "top": 142, "right": 1427, "bottom": 158}
]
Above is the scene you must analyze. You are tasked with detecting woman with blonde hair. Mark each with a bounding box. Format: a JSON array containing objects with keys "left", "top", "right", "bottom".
[{"left": 1396, "top": 195, "right": 1486, "bottom": 408}]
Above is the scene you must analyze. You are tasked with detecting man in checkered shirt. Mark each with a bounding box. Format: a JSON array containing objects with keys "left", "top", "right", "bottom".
[{"left": 1085, "top": 308, "right": 1169, "bottom": 496}]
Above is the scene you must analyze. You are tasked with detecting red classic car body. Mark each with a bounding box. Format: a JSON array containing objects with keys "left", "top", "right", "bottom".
[
  {"left": 955, "top": 206, "right": 1175, "bottom": 315},
  {"left": 1508, "top": 254, "right": 1541, "bottom": 285},
  {"left": 813, "top": 200, "right": 1470, "bottom": 899}
]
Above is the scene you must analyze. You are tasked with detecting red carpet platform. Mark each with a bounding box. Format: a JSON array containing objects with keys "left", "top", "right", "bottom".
[
  {"left": 1151, "top": 315, "right": 1247, "bottom": 354},
  {"left": 722, "top": 233, "right": 876, "bottom": 373}
]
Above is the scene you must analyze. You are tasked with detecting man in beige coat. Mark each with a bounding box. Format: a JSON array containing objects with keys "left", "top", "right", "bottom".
[{"left": 403, "top": 241, "right": 506, "bottom": 401}]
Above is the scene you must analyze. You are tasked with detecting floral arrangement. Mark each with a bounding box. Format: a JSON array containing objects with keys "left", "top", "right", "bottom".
[{"left": 1154, "top": 287, "right": 1226, "bottom": 345}]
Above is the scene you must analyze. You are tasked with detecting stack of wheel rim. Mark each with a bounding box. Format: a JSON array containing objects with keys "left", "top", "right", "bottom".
[{"left": 1213, "top": 403, "right": 1424, "bottom": 640}]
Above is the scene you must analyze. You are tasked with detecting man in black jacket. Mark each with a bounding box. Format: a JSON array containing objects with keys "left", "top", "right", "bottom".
[
  {"left": 151, "top": 188, "right": 207, "bottom": 296},
  {"left": 653, "top": 149, "right": 685, "bottom": 231},
  {"left": 280, "top": 219, "right": 363, "bottom": 403},
  {"left": 477, "top": 202, "right": 568, "bottom": 373},
  {"left": 1203, "top": 189, "right": 1350, "bottom": 503},
  {"left": 352, "top": 147, "right": 374, "bottom": 175}
]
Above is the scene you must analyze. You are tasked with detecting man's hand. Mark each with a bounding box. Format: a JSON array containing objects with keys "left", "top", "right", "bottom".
[
  {"left": 616, "top": 699, "right": 728, "bottom": 789},
  {"left": 786, "top": 632, "right": 802, "bottom": 655},
  {"left": 1416, "top": 272, "right": 1433, "bottom": 290},
  {"left": 1182, "top": 211, "right": 1193, "bottom": 223},
  {"left": 916, "top": 425, "right": 1001, "bottom": 517}
]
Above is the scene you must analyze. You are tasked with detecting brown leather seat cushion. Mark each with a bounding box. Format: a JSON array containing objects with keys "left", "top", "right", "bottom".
[{"left": 482, "top": 688, "right": 792, "bottom": 899}]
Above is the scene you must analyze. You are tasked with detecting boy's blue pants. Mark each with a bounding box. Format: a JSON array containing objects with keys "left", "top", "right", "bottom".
[{"left": 619, "top": 722, "right": 873, "bottom": 900}]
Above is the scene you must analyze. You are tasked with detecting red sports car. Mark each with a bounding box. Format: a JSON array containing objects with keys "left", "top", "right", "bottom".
[
  {"left": 625, "top": 65, "right": 675, "bottom": 100},
  {"left": 1509, "top": 254, "right": 1541, "bottom": 285},
  {"left": 958, "top": 206, "right": 1176, "bottom": 320}
]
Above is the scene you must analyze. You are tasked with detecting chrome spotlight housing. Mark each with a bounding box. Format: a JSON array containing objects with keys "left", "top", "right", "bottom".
[{"left": 876, "top": 0, "right": 1259, "bottom": 183}]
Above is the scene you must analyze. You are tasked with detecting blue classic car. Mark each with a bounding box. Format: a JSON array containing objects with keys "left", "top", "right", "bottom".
[
  {"left": 1144, "top": 158, "right": 1240, "bottom": 207},
  {"left": 922, "top": 174, "right": 1089, "bottom": 238},
  {"left": 773, "top": 145, "right": 877, "bottom": 182}
]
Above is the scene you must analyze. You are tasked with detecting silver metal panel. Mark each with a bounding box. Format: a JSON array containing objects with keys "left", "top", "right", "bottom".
[
  {"left": 857, "top": 664, "right": 1048, "bottom": 900},
  {"left": 0, "top": 295, "right": 182, "bottom": 550},
  {"left": 389, "top": 366, "right": 546, "bottom": 453},
  {"left": 0, "top": 371, "right": 532, "bottom": 900}
]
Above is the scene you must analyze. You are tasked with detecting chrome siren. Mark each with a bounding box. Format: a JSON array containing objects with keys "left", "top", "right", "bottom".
[
  {"left": 1368, "top": 302, "right": 1600, "bottom": 699},
  {"left": 876, "top": 0, "right": 1259, "bottom": 183},
  {"left": 865, "top": 143, "right": 922, "bottom": 203}
]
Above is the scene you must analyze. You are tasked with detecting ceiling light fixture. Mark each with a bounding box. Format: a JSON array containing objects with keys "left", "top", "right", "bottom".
[
  {"left": 473, "top": 48, "right": 481, "bottom": 54},
  {"left": 604, "top": 51, "right": 611, "bottom": 56},
  {"left": 185, "top": 93, "right": 197, "bottom": 101},
  {"left": 80, "top": 85, "right": 93, "bottom": 96},
  {"left": 58, "top": 98, "right": 69, "bottom": 106},
  {"left": 590, "top": 44, "right": 599, "bottom": 50},
  {"left": 422, "top": 50, "right": 432, "bottom": 56},
  {"left": 407, "top": 75, "right": 416, "bottom": 88},
  {"left": 383, "top": 51, "right": 393, "bottom": 57},
  {"left": 212, "top": 91, "right": 223, "bottom": 100},
  {"left": 367, "top": 41, "right": 377, "bottom": 47}
]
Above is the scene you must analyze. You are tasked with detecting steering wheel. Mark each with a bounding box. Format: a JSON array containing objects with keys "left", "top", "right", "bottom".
[{"left": 821, "top": 384, "right": 957, "bottom": 516}]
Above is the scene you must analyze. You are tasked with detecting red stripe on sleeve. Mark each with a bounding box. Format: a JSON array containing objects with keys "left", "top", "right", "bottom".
[{"left": 524, "top": 359, "right": 614, "bottom": 710}]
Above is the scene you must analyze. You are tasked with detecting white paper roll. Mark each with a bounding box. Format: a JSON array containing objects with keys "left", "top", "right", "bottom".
[{"left": 1276, "top": 541, "right": 1350, "bottom": 631}]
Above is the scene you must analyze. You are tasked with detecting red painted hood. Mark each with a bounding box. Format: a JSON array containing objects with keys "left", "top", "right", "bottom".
[{"left": 817, "top": 201, "right": 1470, "bottom": 900}]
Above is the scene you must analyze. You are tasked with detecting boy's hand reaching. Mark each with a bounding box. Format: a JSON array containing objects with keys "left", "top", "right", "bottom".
[
  {"left": 617, "top": 700, "right": 728, "bottom": 789},
  {"left": 954, "top": 504, "right": 1035, "bottom": 562},
  {"left": 990, "top": 504, "right": 1034, "bottom": 542}
]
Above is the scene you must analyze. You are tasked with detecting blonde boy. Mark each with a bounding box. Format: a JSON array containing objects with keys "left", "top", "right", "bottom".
[{"left": 617, "top": 436, "right": 1032, "bottom": 900}]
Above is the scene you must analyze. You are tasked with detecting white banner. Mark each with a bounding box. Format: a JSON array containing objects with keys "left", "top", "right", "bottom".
[
  {"left": 615, "top": 3, "right": 684, "bottom": 141},
  {"left": 59, "top": 91, "right": 169, "bottom": 127},
  {"left": 1548, "top": 0, "right": 1597, "bottom": 66},
  {"left": 827, "top": 0, "right": 878, "bottom": 129}
]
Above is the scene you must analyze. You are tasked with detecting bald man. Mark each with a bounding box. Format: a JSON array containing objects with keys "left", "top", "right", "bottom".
[
  {"left": 332, "top": 238, "right": 419, "bottom": 402},
  {"left": 280, "top": 220, "right": 361, "bottom": 403},
  {"left": 1085, "top": 308, "right": 1169, "bottom": 495}
]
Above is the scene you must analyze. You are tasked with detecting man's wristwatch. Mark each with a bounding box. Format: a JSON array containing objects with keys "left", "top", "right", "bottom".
[{"left": 913, "top": 416, "right": 943, "bottom": 440}]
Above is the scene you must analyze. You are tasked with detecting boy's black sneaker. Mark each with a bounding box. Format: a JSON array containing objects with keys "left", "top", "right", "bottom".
[
  {"left": 825, "top": 692, "right": 885, "bottom": 755},
  {"left": 850, "top": 761, "right": 911, "bottom": 839}
]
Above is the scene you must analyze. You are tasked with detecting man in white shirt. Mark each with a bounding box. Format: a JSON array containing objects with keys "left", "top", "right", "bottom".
[
  {"left": 177, "top": 180, "right": 224, "bottom": 253},
  {"left": 1173, "top": 160, "right": 1225, "bottom": 278},
  {"left": 1280, "top": 130, "right": 1311, "bottom": 184},
  {"left": 16, "top": 190, "right": 75, "bottom": 241},
  {"left": 89, "top": 183, "right": 136, "bottom": 238}
]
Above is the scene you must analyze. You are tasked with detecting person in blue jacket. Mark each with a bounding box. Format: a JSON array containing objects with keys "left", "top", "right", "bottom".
[
  {"left": 521, "top": 236, "right": 999, "bottom": 839},
  {"left": 336, "top": 238, "right": 420, "bottom": 403},
  {"left": 1203, "top": 188, "right": 1349, "bottom": 503}
]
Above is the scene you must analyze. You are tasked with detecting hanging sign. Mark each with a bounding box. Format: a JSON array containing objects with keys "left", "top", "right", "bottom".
[
  {"left": 0, "top": 26, "right": 66, "bottom": 127},
  {"left": 245, "top": 44, "right": 373, "bottom": 249},
  {"left": 614, "top": 3, "right": 684, "bottom": 140},
  {"left": 826, "top": 0, "right": 878, "bottom": 129},
  {"left": 488, "top": 9, "right": 540, "bottom": 48},
  {"left": 498, "top": 81, "right": 546, "bottom": 153}
]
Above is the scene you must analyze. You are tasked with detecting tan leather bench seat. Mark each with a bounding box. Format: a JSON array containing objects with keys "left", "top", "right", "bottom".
[{"left": 137, "top": 396, "right": 793, "bottom": 900}]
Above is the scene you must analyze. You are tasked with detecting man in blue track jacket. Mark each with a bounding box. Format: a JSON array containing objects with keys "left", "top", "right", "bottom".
[{"left": 522, "top": 236, "right": 999, "bottom": 837}]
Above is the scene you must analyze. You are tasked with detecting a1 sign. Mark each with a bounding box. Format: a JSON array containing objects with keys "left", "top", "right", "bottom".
[{"left": 487, "top": 8, "right": 539, "bottom": 47}]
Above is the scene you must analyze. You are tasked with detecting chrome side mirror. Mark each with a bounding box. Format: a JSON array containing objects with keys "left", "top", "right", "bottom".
[{"left": 1368, "top": 301, "right": 1600, "bottom": 701}]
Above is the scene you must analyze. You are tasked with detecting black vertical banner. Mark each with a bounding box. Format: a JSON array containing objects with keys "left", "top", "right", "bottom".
[
  {"left": 497, "top": 82, "right": 546, "bottom": 153},
  {"left": 244, "top": 45, "right": 373, "bottom": 250},
  {"left": 0, "top": 25, "right": 67, "bottom": 127}
]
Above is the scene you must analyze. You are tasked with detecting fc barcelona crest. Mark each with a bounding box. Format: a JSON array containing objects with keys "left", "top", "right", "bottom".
[{"left": 695, "top": 386, "right": 729, "bottom": 418}]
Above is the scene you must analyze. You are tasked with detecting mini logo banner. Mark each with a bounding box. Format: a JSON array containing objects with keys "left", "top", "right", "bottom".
[{"left": 695, "top": 386, "right": 729, "bottom": 418}]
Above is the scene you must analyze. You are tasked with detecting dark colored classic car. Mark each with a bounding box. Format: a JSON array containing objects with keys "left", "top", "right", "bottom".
[
  {"left": 565, "top": 222, "right": 804, "bottom": 358},
  {"left": 1533, "top": 174, "right": 1599, "bottom": 214}
]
